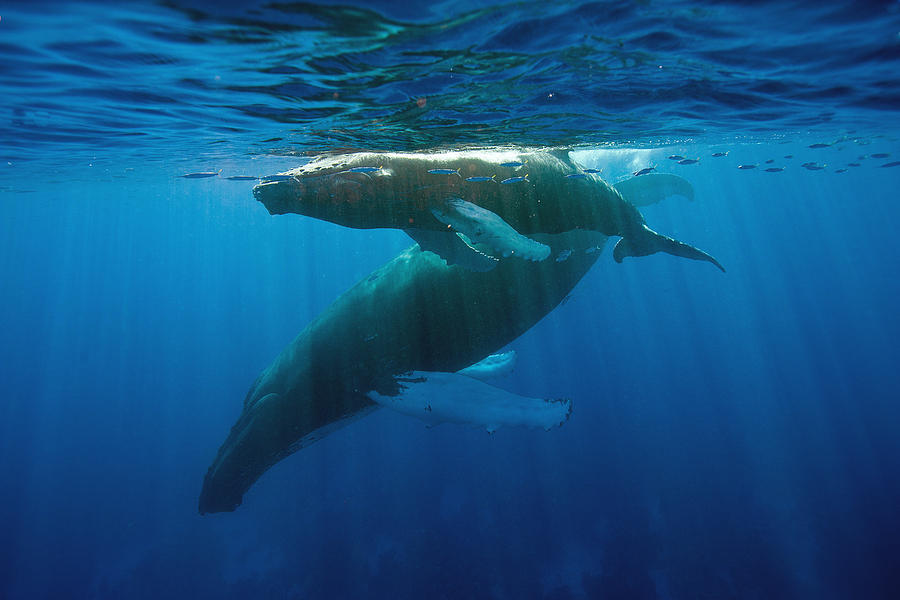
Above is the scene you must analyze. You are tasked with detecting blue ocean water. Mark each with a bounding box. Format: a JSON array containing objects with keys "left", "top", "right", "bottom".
[{"left": 1, "top": 1, "right": 899, "bottom": 598}]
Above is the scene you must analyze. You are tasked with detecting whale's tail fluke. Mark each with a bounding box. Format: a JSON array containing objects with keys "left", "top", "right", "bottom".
[
  {"left": 613, "top": 225, "right": 726, "bottom": 272},
  {"left": 612, "top": 173, "right": 724, "bottom": 271}
]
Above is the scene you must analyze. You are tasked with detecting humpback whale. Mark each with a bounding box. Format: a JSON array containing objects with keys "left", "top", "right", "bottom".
[
  {"left": 253, "top": 149, "right": 724, "bottom": 272},
  {"left": 199, "top": 229, "right": 605, "bottom": 514},
  {"left": 199, "top": 154, "right": 710, "bottom": 514}
]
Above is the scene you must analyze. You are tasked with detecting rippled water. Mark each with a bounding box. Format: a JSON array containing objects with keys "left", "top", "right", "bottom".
[{"left": 2, "top": 0, "right": 899, "bottom": 165}]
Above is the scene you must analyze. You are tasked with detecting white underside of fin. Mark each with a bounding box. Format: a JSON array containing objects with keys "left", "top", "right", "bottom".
[{"left": 367, "top": 371, "right": 570, "bottom": 432}]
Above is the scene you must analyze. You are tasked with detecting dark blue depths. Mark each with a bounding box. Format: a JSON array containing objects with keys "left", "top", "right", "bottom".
[
  {"left": 2, "top": 146, "right": 899, "bottom": 599},
  {"left": 1, "top": 0, "right": 900, "bottom": 598}
]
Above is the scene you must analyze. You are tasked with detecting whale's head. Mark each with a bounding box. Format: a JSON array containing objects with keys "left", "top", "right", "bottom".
[{"left": 252, "top": 165, "right": 395, "bottom": 229}]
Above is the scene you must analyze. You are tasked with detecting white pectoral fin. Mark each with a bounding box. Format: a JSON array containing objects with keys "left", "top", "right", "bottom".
[
  {"left": 367, "top": 371, "right": 571, "bottom": 432},
  {"left": 404, "top": 228, "right": 499, "bottom": 272},
  {"left": 430, "top": 198, "right": 551, "bottom": 262}
]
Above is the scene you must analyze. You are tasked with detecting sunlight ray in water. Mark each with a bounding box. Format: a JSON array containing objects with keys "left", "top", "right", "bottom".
[{"left": 0, "top": 1, "right": 899, "bottom": 599}]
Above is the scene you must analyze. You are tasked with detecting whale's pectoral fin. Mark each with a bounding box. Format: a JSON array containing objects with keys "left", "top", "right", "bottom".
[
  {"left": 367, "top": 371, "right": 571, "bottom": 432},
  {"left": 404, "top": 228, "right": 499, "bottom": 272},
  {"left": 430, "top": 198, "right": 551, "bottom": 262},
  {"left": 613, "top": 225, "right": 726, "bottom": 272}
]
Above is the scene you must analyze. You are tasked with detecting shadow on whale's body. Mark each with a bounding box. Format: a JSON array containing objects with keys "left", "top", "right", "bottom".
[{"left": 200, "top": 149, "right": 712, "bottom": 514}]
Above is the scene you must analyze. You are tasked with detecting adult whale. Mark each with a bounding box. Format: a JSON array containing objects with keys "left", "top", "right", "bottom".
[
  {"left": 199, "top": 229, "right": 605, "bottom": 514},
  {"left": 253, "top": 148, "right": 724, "bottom": 272}
]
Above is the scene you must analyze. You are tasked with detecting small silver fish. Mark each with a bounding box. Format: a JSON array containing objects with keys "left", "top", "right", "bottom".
[
  {"left": 872, "top": 153, "right": 890, "bottom": 159},
  {"left": 582, "top": 168, "right": 602, "bottom": 173},
  {"left": 880, "top": 161, "right": 900, "bottom": 168},
  {"left": 808, "top": 143, "right": 831, "bottom": 149},
  {"left": 765, "top": 159, "right": 774, "bottom": 164},
  {"left": 803, "top": 164, "right": 826, "bottom": 170},
  {"left": 500, "top": 175, "right": 529, "bottom": 184},
  {"left": 465, "top": 175, "right": 495, "bottom": 182},
  {"left": 738, "top": 164, "right": 757, "bottom": 170},
  {"left": 427, "top": 168, "right": 461, "bottom": 175},
  {"left": 667, "top": 155, "right": 685, "bottom": 161},
  {"left": 711, "top": 152, "right": 728, "bottom": 157},
  {"left": 835, "top": 168, "right": 848, "bottom": 173},
  {"left": 565, "top": 173, "right": 588, "bottom": 179},
  {"left": 633, "top": 167, "right": 655, "bottom": 176},
  {"left": 848, "top": 162, "right": 861, "bottom": 167},
  {"left": 499, "top": 160, "right": 526, "bottom": 168},
  {"left": 784, "top": 154, "right": 794, "bottom": 159},
  {"left": 181, "top": 171, "right": 220, "bottom": 178},
  {"left": 764, "top": 167, "right": 784, "bottom": 172},
  {"left": 678, "top": 159, "right": 699, "bottom": 165},
  {"left": 226, "top": 175, "right": 259, "bottom": 180},
  {"left": 801, "top": 162, "right": 816, "bottom": 167},
  {"left": 346, "top": 166, "right": 382, "bottom": 173}
]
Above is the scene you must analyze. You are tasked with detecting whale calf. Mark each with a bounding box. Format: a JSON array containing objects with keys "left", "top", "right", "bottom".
[{"left": 253, "top": 149, "right": 724, "bottom": 272}]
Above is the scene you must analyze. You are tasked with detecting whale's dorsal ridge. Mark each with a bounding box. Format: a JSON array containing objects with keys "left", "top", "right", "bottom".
[{"left": 547, "top": 146, "right": 573, "bottom": 164}]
